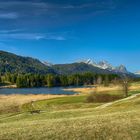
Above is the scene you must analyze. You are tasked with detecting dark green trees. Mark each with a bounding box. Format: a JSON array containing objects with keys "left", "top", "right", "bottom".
[
  {"left": 104, "top": 75, "right": 109, "bottom": 87},
  {"left": 16, "top": 75, "right": 24, "bottom": 88},
  {"left": 46, "top": 74, "right": 55, "bottom": 87},
  {"left": 1, "top": 72, "right": 119, "bottom": 88},
  {"left": 0, "top": 75, "right": 2, "bottom": 84}
]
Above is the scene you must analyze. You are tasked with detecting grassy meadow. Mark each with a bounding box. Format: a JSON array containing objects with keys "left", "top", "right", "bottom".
[{"left": 0, "top": 83, "right": 140, "bottom": 140}]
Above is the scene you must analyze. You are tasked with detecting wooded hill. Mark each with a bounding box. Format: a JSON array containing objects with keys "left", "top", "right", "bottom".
[{"left": 0, "top": 51, "right": 121, "bottom": 75}]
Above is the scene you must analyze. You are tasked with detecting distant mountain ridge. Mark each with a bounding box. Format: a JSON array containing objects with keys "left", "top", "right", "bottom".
[
  {"left": 77, "top": 59, "right": 128, "bottom": 74},
  {"left": 51, "top": 62, "right": 112, "bottom": 75},
  {"left": 0, "top": 51, "right": 135, "bottom": 76},
  {"left": 135, "top": 71, "right": 140, "bottom": 77}
]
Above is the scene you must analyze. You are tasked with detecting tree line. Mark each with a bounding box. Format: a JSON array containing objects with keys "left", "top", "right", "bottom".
[{"left": 0, "top": 73, "right": 119, "bottom": 88}]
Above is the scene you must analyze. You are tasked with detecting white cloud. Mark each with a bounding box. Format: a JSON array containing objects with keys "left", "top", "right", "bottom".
[
  {"left": 45, "top": 36, "right": 66, "bottom": 41},
  {"left": 0, "top": 33, "right": 66, "bottom": 41},
  {"left": 0, "top": 12, "right": 18, "bottom": 19},
  {"left": 0, "top": 29, "right": 23, "bottom": 33},
  {"left": 0, "top": 1, "right": 116, "bottom": 15}
]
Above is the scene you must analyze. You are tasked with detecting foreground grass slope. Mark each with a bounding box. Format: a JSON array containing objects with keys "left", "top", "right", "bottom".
[
  {"left": 0, "top": 91, "right": 140, "bottom": 140},
  {"left": 0, "top": 94, "right": 68, "bottom": 114}
]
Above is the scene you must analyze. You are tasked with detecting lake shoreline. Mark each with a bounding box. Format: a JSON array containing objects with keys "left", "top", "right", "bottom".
[
  {"left": 0, "top": 84, "right": 94, "bottom": 89},
  {"left": 0, "top": 86, "right": 81, "bottom": 95},
  {"left": 0, "top": 85, "right": 95, "bottom": 95},
  {"left": 0, "top": 84, "right": 17, "bottom": 89}
]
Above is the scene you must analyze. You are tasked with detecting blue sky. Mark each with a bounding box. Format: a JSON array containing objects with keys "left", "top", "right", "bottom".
[{"left": 0, "top": 0, "right": 140, "bottom": 72}]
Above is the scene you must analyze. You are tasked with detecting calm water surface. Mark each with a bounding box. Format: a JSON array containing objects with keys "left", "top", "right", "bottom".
[
  {"left": 0, "top": 86, "right": 93, "bottom": 95},
  {"left": 0, "top": 87, "right": 77, "bottom": 95}
]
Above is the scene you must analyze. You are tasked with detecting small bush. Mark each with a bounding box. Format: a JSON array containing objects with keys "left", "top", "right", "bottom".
[{"left": 87, "top": 93, "right": 123, "bottom": 103}]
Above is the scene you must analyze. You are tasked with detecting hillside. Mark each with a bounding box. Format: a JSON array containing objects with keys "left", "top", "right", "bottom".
[
  {"left": 52, "top": 62, "right": 112, "bottom": 75},
  {"left": 0, "top": 51, "right": 55, "bottom": 74}
]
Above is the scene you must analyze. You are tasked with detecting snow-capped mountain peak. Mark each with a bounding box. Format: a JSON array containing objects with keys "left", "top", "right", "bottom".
[
  {"left": 97, "top": 60, "right": 115, "bottom": 70},
  {"left": 135, "top": 71, "right": 140, "bottom": 75},
  {"left": 42, "top": 61, "right": 53, "bottom": 66},
  {"left": 115, "top": 65, "right": 128, "bottom": 73},
  {"left": 85, "top": 59, "right": 97, "bottom": 65},
  {"left": 77, "top": 59, "right": 128, "bottom": 74}
]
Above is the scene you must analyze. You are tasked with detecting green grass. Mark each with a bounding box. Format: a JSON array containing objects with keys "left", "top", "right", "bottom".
[
  {"left": 128, "top": 90, "right": 140, "bottom": 96},
  {"left": 0, "top": 91, "right": 140, "bottom": 140},
  {"left": 22, "top": 95, "right": 102, "bottom": 113}
]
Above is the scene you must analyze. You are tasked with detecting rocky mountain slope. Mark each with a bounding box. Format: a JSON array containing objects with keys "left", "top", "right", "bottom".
[{"left": 77, "top": 59, "right": 128, "bottom": 74}]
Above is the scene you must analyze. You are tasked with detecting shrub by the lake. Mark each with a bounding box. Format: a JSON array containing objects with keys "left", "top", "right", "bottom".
[{"left": 87, "top": 93, "right": 123, "bottom": 103}]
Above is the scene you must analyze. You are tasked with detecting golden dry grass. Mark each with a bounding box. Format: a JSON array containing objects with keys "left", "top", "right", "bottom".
[
  {"left": 0, "top": 94, "right": 69, "bottom": 114},
  {"left": 64, "top": 83, "right": 140, "bottom": 94},
  {"left": 64, "top": 85, "right": 122, "bottom": 94}
]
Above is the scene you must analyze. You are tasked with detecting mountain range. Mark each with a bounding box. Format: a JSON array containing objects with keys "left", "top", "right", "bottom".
[
  {"left": 135, "top": 71, "right": 140, "bottom": 76},
  {"left": 76, "top": 59, "right": 128, "bottom": 74},
  {"left": 0, "top": 50, "right": 135, "bottom": 76}
]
